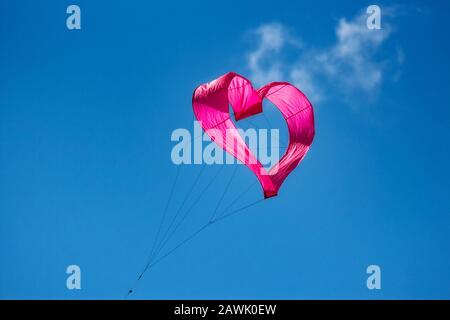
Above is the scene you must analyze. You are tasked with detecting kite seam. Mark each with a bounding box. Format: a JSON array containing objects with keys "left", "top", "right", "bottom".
[{"left": 285, "top": 104, "right": 312, "bottom": 120}]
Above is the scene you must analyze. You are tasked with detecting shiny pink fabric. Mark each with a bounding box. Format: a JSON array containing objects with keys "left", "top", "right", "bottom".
[{"left": 192, "top": 72, "right": 315, "bottom": 198}]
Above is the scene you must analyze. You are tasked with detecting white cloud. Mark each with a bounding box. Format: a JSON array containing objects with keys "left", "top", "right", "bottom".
[
  {"left": 245, "top": 9, "right": 399, "bottom": 104},
  {"left": 324, "top": 14, "right": 390, "bottom": 92},
  {"left": 290, "top": 67, "right": 323, "bottom": 103},
  {"left": 247, "top": 24, "right": 286, "bottom": 87}
]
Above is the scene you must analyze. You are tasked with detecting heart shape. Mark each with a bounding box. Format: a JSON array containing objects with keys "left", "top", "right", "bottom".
[{"left": 192, "top": 72, "right": 315, "bottom": 198}]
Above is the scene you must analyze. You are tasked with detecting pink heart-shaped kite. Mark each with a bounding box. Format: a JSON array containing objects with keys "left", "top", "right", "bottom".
[{"left": 192, "top": 72, "right": 315, "bottom": 198}]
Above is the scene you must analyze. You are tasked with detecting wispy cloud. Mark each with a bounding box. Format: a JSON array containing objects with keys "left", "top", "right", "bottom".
[
  {"left": 245, "top": 9, "right": 400, "bottom": 105},
  {"left": 247, "top": 23, "right": 292, "bottom": 86}
]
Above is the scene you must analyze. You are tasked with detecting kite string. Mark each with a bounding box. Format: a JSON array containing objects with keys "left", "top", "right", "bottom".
[
  {"left": 127, "top": 180, "right": 266, "bottom": 297},
  {"left": 146, "top": 165, "right": 181, "bottom": 265},
  {"left": 144, "top": 197, "right": 265, "bottom": 274},
  {"left": 150, "top": 165, "right": 205, "bottom": 261},
  {"left": 152, "top": 165, "right": 225, "bottom": 260},
  {"left": 127, "top": 164, "right": 207, "bottom": 294},
  {"left": 148, "top": 178, "right": 266, "bottom": 272},
  {"left": 209, "top": 165, "right": 238, "bottom": 223},
  {"left": 212, "top": 198, "right": 264, "bottom": 223},
  {"left": 214, "top": 179, "right": 257, "bottom": 221}
]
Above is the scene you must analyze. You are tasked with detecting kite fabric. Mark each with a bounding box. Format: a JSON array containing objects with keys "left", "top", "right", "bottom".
[{"left": 192, "top": 72, "right": 315, "bottom": 198}]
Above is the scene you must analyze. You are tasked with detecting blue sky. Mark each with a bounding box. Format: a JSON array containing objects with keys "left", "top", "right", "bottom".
[{"left": 1, "top": 0, "right": 449, "bottom": 299}]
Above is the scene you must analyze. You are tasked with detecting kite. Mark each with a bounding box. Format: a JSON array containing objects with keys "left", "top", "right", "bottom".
[{"left": 192, "top": 72, "right": 315, "bottom": 198}]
